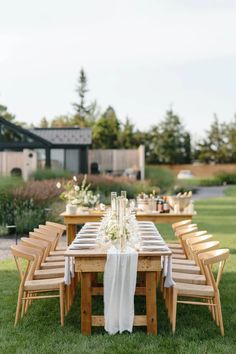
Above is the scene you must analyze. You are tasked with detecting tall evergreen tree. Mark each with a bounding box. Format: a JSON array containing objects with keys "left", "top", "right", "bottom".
[
  {"left": 92, "top": 106, "right": 121, "bottom": 148},
  {"left": 72, "top": 68, "right": 93, "bottom": 127},
  {"left": 148, "top": 109, "right": 192, "bottom": 164}
]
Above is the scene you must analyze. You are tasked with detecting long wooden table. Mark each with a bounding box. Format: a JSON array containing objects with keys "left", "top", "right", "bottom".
[
  {"left": 65, "top": 246, "right": 172, "bottom": 335},
  {"left": 61, "top": 210, "right": 195, "bottom": 245}
]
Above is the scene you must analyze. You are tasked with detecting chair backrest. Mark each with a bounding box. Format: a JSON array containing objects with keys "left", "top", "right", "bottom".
[
  {"left": 181, "top": 230, "right": 207, "bottom": 241},
  {"left": 29, "top": 231, "right": 54, "bottom": 252},
  {"left": 198, "top": 249, "right": 230, "bottom": 291},
  {"left": 172, "top": 219, "right": 192, "bottom": 231},
  {"left": 11, "top": 244, "right": 39, "bottom": 283},
  {"left": 185, "top": 234, "right": 213, "bottom": 258},
  {"left": 33, "top": 228, "right": 58, "bottom": 250},
  {"left": 175, "top": 226, "right": 198, "bottom": 237},
  {"left": 46, "top": 221, "right": 66, "bottom": 232},
  {"left": 20, "top": 237, "right": 49, "bottom": 263},
  {"left": 190, "top": 241, "right": 220, "bottom": 265},
  {"left": 40, "top": 224, "right": 65, "bottom": 248}
]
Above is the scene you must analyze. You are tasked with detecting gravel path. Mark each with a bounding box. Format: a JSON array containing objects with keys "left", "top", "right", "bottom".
[{"left": 192, "top": 186, "right": 227, "bottom": 200}]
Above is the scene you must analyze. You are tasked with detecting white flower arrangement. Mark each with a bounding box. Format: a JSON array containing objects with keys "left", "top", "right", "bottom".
[{"left": 57, "top": 174, "right": 100, "bottom": 208}]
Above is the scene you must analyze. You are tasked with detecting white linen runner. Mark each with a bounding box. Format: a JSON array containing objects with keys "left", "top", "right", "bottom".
[
  {"left": 64, "top": 257, "right": 74, "bottom": 285},
  {"left": 104, "top": 246, "right": 138, "bottom": 335}
]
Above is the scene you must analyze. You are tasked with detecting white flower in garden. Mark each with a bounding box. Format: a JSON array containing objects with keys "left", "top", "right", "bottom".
[
  {"left": 74, "top": 185, "right": 80, "bottom": 191},
  {"left": 73, "top": 176, "right": 77, "bottom": 182},
  {"left": 56, "top": 182, "right": 61, "bottom": 189}
]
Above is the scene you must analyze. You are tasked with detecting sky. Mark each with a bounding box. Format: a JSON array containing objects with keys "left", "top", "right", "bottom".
[{"left": 1, "top": 0, "right": 236, "bottom": 138}]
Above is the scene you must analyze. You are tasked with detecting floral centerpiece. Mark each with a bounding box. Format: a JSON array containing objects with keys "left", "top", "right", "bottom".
[{"left": 56, "top": 175, "right": 100, "bottom": 212}]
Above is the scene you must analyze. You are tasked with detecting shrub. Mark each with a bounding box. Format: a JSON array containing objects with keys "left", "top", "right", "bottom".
[
  {"left": 145, "top": 165, "right": 176, "bottom": 193},
  {"left": 31, "top": 168, "right": 71, "bottom": 181},
  {"left": 216, "top": 172, "right": 236, "bottom": 185}
]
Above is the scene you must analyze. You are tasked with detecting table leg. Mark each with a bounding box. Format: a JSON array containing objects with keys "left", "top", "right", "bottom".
[
  {"left": 146, "top": 271, "right": 157, "bottom": 335},
  {"left": 81, "top": 272, "right": 92, "bottom": 335},
  {"left": 67, "top": 224, "right": 76, "bottom": 245}
]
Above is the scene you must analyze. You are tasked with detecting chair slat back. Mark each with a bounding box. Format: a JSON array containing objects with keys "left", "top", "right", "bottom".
[
  {"left": 33, "top": 228, "right": 57, "bottom": 250},
  {"left": 46, "top": 221, "right": 66, "bottom": 231},
  {"left": 39, "top": 224, "right": 63, "bottom": 248},
  {"left": 191, "top": 241, "right": 220, "bottom": 266},
  {"left": 185, "top": 235, "right": 213, "bottom": 258},
  {"left": 29, "top": 231, "right": 53, "bottom": 252},
  {"left": 175, "top": 226, "right": 198, "bottom": 238},
  {"left": 11, "top": 245, "right": 38, "bottom": 283},
  {"left": 20, "top": 237, "right": 49, "bottom": 262},
  {"left": 199, "top": 249, "right": 230, "bottom": 290},
  {"left": 172, "top": 219, "right": 192, "bottom": 231}
]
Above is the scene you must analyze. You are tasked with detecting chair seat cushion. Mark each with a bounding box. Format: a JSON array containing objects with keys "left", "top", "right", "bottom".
[
  {"left": 25, "top": 278, "right": 64, "bottom": 291},
  {"left": 45, "top": 256, "right": 65, "bottom": 262},
  {"left": 172, "top": 264, "right": 200, "bottom": 274},
  {"left": 172, "top": 272, "right": 206, "bottom": 285},
  {"left": 50, "top": 250, "right": 65, "bottom": 256},
  {"left": 174, "top": 282, "right": 214, "bottom": 297},
  {"left": 172, "top": 254, "right": 186, "bottom": 260},
  {"left": 34, "top": 268, "right": 65, "bottom": 279},
  {"left": 172, "top": 259, "right": 196, "bottom": 266},
  {"left": 167, "top": 243, "right": 182, "bottom": 249},
  {"left": 41, "top": 261, "right": 65, "bottom": 269}
]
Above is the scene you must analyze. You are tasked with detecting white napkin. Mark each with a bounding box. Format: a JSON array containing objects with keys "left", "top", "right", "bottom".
[
  {"left": 163, "top": 256, "right": 175, "bottom": 288},
  {"left": 64, "top": 257, "right": 74, "bottom": 285},
  {"left": 104, "top": 246, "right": 138, "bottom": 335}
]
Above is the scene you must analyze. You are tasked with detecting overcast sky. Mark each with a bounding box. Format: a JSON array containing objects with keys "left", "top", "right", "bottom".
[{"left": 1, "top": 0, "right": 236, "bottom": 138}]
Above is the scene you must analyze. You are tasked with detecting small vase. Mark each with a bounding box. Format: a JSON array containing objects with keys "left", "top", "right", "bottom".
[{"left": 66, "top": 204, "right": 77, "bottom": 214}]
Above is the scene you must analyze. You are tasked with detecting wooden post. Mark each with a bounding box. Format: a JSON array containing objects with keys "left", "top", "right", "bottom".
[
  {"left": 146, "top": 271, "right": 157, "bottom": 334},
  {"left": 67, "top": 224, "right": 76, "bottom": 245},
  {"left": 81, "top": 272, "right": 92, "bottom": 335}
]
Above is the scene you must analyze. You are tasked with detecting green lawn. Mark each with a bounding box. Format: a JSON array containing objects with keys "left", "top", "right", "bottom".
[{"left": 1, "top": 188, "right": 236, "bottom": 354}]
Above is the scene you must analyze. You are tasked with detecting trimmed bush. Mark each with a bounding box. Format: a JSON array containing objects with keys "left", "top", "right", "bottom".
[
  {"left": 31, "top": 168, "right": 71, "bottom": 181},
  {"left": 145, "top": 165, "right": 176, "bottom": 193}
]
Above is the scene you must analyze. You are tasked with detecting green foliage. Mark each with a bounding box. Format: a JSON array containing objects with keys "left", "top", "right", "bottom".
[
  {"left": 92, "top": 106, "right": 121, "bottom": 148},
  {"left": 147, "top": 109, "right": 192, "bottom": 164},
  {"left": 145, "top": 165, "right": 176, "bottom": 193},
  {"left": 216, "top": 172, "right": 236, "bottom": 185},
  {"left": 0, "top": 225, "right": 7, "bottom": 236},
  {"left": 195, "top": 116, "right": 230, "bottom": 163},
  {"left": 32, "top": 168, "right": 71, "bottom": 181}
]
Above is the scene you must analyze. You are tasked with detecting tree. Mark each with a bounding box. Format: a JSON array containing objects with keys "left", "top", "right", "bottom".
[
  {"left": 119, "top": 117, "right": 138, "bottom": 148},
  {"left": 92, "top": 106, "right": 121, "bottom": 148},
  {"left": 195, "top": 115, "right": 229, "bottom": 163},
  {"left": 39, "top": 117, "right": 49, "bottom": 128},
  {"left": 0, "top": 104, "right": 16, "bottom": 122},
  {"left": 72, "top": 68, "right": 94, "bottom": 127},
  {"left": 148, "top": 109, "right": 192, "bottom": 164},
  {"left": 51, "top": 115, "right": 72, "bottom": 127}
]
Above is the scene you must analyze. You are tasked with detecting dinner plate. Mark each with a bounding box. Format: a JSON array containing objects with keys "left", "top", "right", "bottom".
[
  {"left": 77, "top": 233, "right": 98, "bottom": 238},
  {"left": 73, "top": 238, "right": 96, "bottom": 244},
  {"left": 69, "top": 243, "right": 96, "bottom": 250},
  {"left": 141, "top": 245, "right": 168, "bottom": 251}
]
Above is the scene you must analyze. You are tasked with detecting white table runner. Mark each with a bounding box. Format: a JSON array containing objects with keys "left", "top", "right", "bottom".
[{"left": 104, "top": 246, "right": 138, "bottom": 335}]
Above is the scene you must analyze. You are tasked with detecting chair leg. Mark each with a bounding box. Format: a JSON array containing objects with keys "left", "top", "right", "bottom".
[
  {"left": 60, "top": 284, "right": 65, "bottom": 326},
  {"left": 172, "top": 288, "right": 177, "bottom": 334},
  {"left": 21, "top": 291, "right": 26, "bottom": 318},
  {"left": 15, "top": 286, "right": 24, "bottom": 326},
  {"left": 215, "top": 294, "right": 224, "bottom": 336}
]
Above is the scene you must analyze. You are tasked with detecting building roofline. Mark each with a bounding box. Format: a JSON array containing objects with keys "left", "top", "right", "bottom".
[{"left": 0, "top": 116, "right": 52, "bottom": 146}]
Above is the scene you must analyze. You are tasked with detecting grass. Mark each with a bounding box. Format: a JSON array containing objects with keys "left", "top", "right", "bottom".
[{"left": 1, "top": 188, "right": 236, "bottom": 353}]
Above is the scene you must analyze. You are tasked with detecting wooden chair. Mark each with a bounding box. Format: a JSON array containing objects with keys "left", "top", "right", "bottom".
[
  {"left": 172, "top": 234, "right": 212, "bottom": 266},
  {"left": 29, "top": 232, "right": 65, "bottom": 269},
  {"left": 40, "top": 223, "right": 66, "bottom": 252},
  {"left": 172, "top": 219, "right": 192, "bottom": 232},
  {"left": 20, "top": 238, "right": 65, "bottom": 279},
  {"left": 171, "top": 249, "right": 229, "bottom": 335},
  {"left": 11, "top": 244, "right": 66, "bottom": 326}
]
